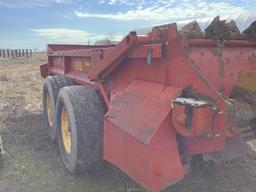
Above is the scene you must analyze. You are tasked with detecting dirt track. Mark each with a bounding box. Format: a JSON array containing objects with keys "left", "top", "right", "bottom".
[{"left": 1, "top": 53, "right": 256, "bottom": 192}]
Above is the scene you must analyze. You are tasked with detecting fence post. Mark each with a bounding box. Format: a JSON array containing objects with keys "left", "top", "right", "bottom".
[{"left": 0, "top": 49, "right": 33, "bottom": 59}]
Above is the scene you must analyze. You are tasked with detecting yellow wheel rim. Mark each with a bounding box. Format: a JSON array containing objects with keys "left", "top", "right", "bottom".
[
  {"left": 61, "top": 105, "right": 72, "bottom": 154},
  {"left": 46, "top": 93, "right": 53, "bottom": 127}
]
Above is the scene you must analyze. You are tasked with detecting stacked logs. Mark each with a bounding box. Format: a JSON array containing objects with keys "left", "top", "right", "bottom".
[{"left": 179, "top": 16, "right": 256, "bottom": 40}]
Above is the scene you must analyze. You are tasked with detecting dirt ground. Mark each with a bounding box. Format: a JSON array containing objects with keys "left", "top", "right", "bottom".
[{"left": 1, "top": 53, "right": 256, "bottom": 192}]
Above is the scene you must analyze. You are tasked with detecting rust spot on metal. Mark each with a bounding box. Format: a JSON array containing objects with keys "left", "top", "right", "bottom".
[
  {"left": 190, "top": 59, "right": 200, "bottom": 71},
  {"left": 218, "top": 59, "right": 225, "bottom": 77},
  {"left": 219, "top": 85, "right": 225, "bottom": 93},
  {"left": 53, "top": 57, "right": 64, "bottom": 68},
  {"left": 212, "top": 40, "right": 224, "bottom": 57},
  {"left": 248, "top": 52, "right": 256, "bottom": 64},
  {"left": 212, "top": 47, "right": 221, "bottom": 57},
  {"left": 234, "top": 69, "right": 256, "bottom": 93},
  {"left": 235, "top": 55, "right": 241, "bottom": 61},
  {"left": 225, "top": 58, "right": 231, "bottom": 65},
  {"left": 189, "top": 59, "right": 225, "bottom": 101},
  {"left": 138, "top": 127, "right": 155, "bottom": 142},
  {"left": 190, "top": 59, "right": 196, "bottom": 65}
]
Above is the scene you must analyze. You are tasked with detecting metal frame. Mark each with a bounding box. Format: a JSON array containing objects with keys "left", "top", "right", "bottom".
[{"left": 40, "top": 23, "right": 256, "bottom": 191}]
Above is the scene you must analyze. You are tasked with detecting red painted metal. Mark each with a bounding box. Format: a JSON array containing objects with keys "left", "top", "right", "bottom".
[
  {"left": 97, "top": 82, "right": 110, "bottom": 108},
  {"left": 104, "top": 112, "right": 184, "bottom": 192},
  {"left": 47, "top": 44, "right": 114, "bottom": 52},
  {"left": 40, "top": 63, "right": 48, "bottom": 78},
  {"left": 88, "top": 32, "right": 138, "bottom": 80},
  {"left": 187, "top": 41, "right": 256, "bottom": 96},
  {"left": 129, "top": 43, "right": 162, "bottom": 59},
  {"left": 172, "top": 103, "right": 214, "bottom": 137},
  {"left": 40, "top": 22, "right": 256, "bottom": 191},
  {"left": 48, "top": 48, "right": 113, "bottom": 57},
  {"left": 188, "top": 39, "right": 256, "bottom": 47},
  {"left": 105, "top": 80, "right": 182, "bottom": 144}
]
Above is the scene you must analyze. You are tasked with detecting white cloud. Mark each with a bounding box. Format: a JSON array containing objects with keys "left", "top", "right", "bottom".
[
  {"left": 32, "top": 28, "right": 123, "bottom": 44},
  {"left": 75, "top": 1, "right": 250, "bottom": 21},
  {"left": 32, "top": 29, "right": 91, "bottom": 43},
  {"left": 106, "top": 0, "right": 137, "bottom": 6},
  {"left": 108, "top": 0, "right": 116, "bottom": 5},
  {"left": 0, "top": 0, "right": 72, "bottom": 8}
]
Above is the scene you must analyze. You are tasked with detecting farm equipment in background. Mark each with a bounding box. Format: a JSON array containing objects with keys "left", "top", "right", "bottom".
[{"left": 40, "top": 14, "right": 256, "bottom": 191}]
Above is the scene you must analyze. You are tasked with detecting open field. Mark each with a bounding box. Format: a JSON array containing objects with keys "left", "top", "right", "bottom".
[{"left": 1, "top": 53, "right": 256, "bottom": 192}]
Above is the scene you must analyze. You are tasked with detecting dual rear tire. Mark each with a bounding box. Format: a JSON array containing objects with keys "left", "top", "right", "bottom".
[
  {"left": 55, "top": 86, "right": 105, "bottom": 172},
  {"left": 43, "top": 76, "right": 104, "bottom": 173},
  {"left": 43, "top": 75, "right": 73, "bottom": 142}
]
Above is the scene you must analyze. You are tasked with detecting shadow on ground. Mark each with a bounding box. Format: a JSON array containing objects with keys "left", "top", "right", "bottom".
[
  {"left": 0, "top": 111, "right": 140, "bottom": 192},
  {"left": 2, "top": 111, "right": 256, "bottom": 192}
]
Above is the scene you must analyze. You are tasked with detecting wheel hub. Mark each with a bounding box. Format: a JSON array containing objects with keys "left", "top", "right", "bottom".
[
  {"left": 61, "top": 106, "right": 72, "bottom": 154},
  {"left": 46, "top": 93, "right": 53, "bottom": 127}
]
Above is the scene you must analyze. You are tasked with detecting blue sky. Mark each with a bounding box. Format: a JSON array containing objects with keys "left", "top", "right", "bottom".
[{"left": 0, "top": 0, "right": 255, "bottom": 51}]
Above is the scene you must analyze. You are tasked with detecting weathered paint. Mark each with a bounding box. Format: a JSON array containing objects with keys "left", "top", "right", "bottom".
[{"left": 40, "top": 22, "right": 256, "bottom": 192}]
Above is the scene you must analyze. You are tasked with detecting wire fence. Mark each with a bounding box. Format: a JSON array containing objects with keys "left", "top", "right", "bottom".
[{"left": 0, "top": 49, "right": 33, "bottom": 58}]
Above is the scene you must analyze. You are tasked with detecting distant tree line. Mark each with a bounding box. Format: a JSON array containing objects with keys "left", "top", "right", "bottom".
[{"left": 0, "top": 49, "right": 32, "bottom": 58}]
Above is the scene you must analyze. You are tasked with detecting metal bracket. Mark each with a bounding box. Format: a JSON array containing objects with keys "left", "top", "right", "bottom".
[{"left": 147, "top": 48, "right": 153, "bottom": 64}]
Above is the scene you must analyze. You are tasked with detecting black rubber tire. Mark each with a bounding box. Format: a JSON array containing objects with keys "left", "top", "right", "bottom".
[
  {"left": 43, "top": 75, "right": 73, "bottom": 142},
  {"left": 55, "top": 86, "right": 105, "bottom": 173},
  {"left": 0, "top": 135, "right": 3, "bottom": 169},
  {"left": 0, "top": 153, "right": 2, "bottom": 169}
]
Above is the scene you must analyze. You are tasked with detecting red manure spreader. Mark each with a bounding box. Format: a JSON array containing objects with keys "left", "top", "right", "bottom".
[{"left": 40, "top": 15, "right": 256, "bottom": 191}]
